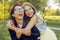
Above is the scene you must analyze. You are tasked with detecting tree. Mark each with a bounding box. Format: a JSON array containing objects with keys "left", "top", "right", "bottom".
[
  {"left": 26, "top": 0, "right": 47, "bottom": 11},
  {"left": 7, "top": 0, "right": 48, "bottom": 11},
  {"left": 56, "top": 9, "right": 60, "bottom": 15},
  {"left": 0, "top": 0, "right": 48, "bottom": 20}
]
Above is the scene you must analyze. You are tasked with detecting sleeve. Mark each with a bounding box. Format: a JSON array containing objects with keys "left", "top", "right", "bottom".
[
  {"left": 35, "top": 23, "right": 47, "bottom": 34},
  {"left": 35, "top": 12, "right": 47, "bottom": 34},
  {"left": 30, "top": 26, "right": 40, "bottom": 37},
  {"left": 35, "top": 12, "right": 44, "bottom": 23}
]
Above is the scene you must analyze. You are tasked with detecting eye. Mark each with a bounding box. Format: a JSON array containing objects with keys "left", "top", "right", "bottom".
[
  {"left": 14, "top": 8, "right": 17, "bottom": 10},
  {"left": 29, "top": 8, "right": 31, "bottom": 10}
]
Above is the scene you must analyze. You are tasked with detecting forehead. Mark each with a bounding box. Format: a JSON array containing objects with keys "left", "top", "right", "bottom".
[
  {"left": 24, "top": 5, "right": 32, "bottom": 10},
  {"left": 14, "top": 6, "right": 23, "bottom": 9}
]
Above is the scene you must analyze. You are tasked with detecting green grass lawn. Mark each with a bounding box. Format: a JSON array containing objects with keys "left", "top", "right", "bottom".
[
  {"left": 46, "top": 21, "right": 60, "bottom": 40},
  {"left": 46, "top": 21, "right": 60, "bottom": 28},
  {"left": 53, "top": 30, "right": 60, "bottom": 40},
  {"left": 0, "top": 21, "right": 60, "bottom": 40},
  {"left": 0, "top": 21, "right": 11, "bottom": 40}
]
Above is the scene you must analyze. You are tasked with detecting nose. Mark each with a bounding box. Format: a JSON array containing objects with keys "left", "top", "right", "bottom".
[
  {"left": 19, "top": 11, "right": 24, "bottom": 13},
  {"left": 28, "top": 10, "right": 31, "bottom": 14}
]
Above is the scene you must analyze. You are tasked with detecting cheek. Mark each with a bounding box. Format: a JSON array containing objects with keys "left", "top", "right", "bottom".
[
  {"left": 15, "top": 13, "right": 18, "bottom": 16},
  {"left": 13, "top": 13, "right": 18, "bottom": 17},
  {"left": 31, "top": 10, "right": 34, "bottom": 15},
  {"left": 31, "top": 13, "right": 33, "bottom": 16},
  {"left": 25, "top": 12, "right": 28, "bottom": 15},
  {"left": 14, "top": 12, "right": 17, "bottom": 15},
  {"left": 32, "top": 10, "right": 34, "bottom": 13},
  {"left": 22, "top": 13, "right": 24, "bottom": 17}
]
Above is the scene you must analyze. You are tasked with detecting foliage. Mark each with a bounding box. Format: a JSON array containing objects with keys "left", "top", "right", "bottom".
[
  {"left": 44, "top": 16, "right": 60, "bottom": 21},
  {"left": 0, "top": 0, "right": 48, "bottom": 20}
]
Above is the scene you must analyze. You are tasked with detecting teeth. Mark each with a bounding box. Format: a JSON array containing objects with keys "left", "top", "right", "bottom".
[{"left": 18, "top": 14, "right": 22, "bottom": 16}]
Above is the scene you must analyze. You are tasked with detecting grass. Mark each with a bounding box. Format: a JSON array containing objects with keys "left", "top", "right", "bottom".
[
  {"left": 46, "top": 21, "right": 60, "bottom": 28},
  {"left": 46, "top": 21, "right": 60, "bottom": 40},
  {"left": 0, "top": 21, "right": 60, "bottom": 40},
  {"left": 0, "top": 21, "right": 11, "bottom": 40},
  {"left": 53, "top": 30, "right": 60, "bottom": 40}
]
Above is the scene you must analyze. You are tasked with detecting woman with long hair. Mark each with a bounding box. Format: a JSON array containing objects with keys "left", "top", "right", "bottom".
[
  {"left": 22, "top": 2, "right": 57, "bottom": 40},
  {"left": 7, "top": 3, "right": 40, "bottom": 40}
]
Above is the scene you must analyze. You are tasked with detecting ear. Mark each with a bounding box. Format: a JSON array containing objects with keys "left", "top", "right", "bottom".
[{"left": 12, "top": 14, "right": 15, "bottom": 17}]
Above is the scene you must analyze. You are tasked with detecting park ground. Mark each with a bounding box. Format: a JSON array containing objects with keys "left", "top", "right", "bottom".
[{"left": 0, "top": 21, "right": 60, "bottom": 40}]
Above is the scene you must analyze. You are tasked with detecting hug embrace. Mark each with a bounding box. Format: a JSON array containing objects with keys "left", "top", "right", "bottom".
[{"left": 7, "top": 2, "right": 57, "bottom": 40}]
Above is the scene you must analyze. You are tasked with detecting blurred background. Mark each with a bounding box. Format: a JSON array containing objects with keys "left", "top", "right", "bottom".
[{"left": 0, "top": 0, "right": 60, "bottom": 40}]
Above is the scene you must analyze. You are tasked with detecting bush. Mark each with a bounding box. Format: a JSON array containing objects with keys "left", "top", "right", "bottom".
[
  {"left": 44, "top": 16, "right": 60, "bottom": 21},
  {"left": 0, "top": 13, "right": 10, "bottom": 21}
]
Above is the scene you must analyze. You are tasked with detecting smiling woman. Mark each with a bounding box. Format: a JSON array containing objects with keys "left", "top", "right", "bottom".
[
  {"left": 13, "top": 6, "right": 24, "bottom": 20},
  {"left": 7, "top": 3, "right": 25, "bottom": 40},
  {"left": 22, "top": 2, "right": 57, "bottom": 40}
]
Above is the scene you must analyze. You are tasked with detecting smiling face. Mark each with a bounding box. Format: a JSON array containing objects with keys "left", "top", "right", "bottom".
[
  {"left": 24, "top": 5, "right": 34, "bottom": 17},
  {"left": 12, "top": 6, "right": 24, "bottom": 20}
]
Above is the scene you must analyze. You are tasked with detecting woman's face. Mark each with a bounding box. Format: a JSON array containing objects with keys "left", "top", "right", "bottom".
[
  {"left": 12, "top": 6, "right": 24, "bottom": 20},
  {"left": 24, "top": 5, "right": 34, "bottom": 17}
]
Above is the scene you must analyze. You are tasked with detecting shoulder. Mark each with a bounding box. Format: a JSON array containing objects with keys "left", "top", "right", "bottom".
[
  {"left": 7, "top": 20, "right": 13, "bottom": 27},
  {"left": 7, "top": 20, "right": 13, "bottom": 24},
  {"left": 33, "top": 15, "right": 37, "bottom": 18},
  {"left": 31, "top": 15, "right": 37, "bottom": 21}
]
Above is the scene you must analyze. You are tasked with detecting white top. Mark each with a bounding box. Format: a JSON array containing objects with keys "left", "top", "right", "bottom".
[{"left": 35, "top": 12, "right": 47, "bottom": 34}]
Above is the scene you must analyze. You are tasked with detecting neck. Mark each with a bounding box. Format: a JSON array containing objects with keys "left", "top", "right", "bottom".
[{"left": 15, "top": 19, "right": 23, "bottom": 25}]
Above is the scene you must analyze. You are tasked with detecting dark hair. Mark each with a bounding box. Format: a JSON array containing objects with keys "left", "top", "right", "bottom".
[
  {"left": 24, "top": 4, "right": 36, "bottom": 26},
  {"left": 10, "top": 3, "right": 22, "bottom": 27}
]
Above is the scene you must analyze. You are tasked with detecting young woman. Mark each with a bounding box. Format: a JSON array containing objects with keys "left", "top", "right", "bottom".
[
  {"left": 7, "top": 3, "right": 40, "bottom": 40},
  {"left": 7, "top": 3, "right": 25, "bottom": 40},
  {"left": 22, "top": 2, "right": 57, "bottom": 40},
  {"left": 22, "top": 2, "right": 46, "bottom": 35}
]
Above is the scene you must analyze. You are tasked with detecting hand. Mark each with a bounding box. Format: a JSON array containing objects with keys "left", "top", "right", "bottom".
[
  {"left": 22, "top": 28, "right": 31, "bottom": 36},
  {"left": 15, "top": 28, "right": 22, "bottom": 38}
]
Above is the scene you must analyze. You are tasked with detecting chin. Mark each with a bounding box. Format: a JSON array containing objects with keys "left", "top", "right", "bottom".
[
  {"left": 27, "top": 15, "right": 32, "bottom": 17},
  {"left": 18, "top": 17, "right": 23, "bottom": 20},
  {"left": 29, "top": 15, "right": 33, "bottom": 17}
]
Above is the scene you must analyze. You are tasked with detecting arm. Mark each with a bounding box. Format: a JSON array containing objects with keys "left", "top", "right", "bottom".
[
  {"left": 7, "top": 20, "right": 17, "bottom": 31},
  {"left": 25, "top": 13, "right": 43, "bottom": 30},
  {"left": 23, "top": 15, "right": 42, "bottom": 36},
  {"left": 22, "top": 26, "right": 40, "bottom": 37},
  {"left": 22, "top": 15, "right": 37, "bottom": 36},
  {"left": 7, "top": 20, "right": 22, "bottom": 38},
  {"left": 25, "top": 15, "right": 37, "bottom": 30}
]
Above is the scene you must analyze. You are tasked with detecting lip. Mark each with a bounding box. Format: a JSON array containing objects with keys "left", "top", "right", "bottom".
[
  {"left": 18, "top": 14, "right": 22, "bottom": 16},
  {"left": 28, "top": 13, "right": 32, "bottom": 15}
]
